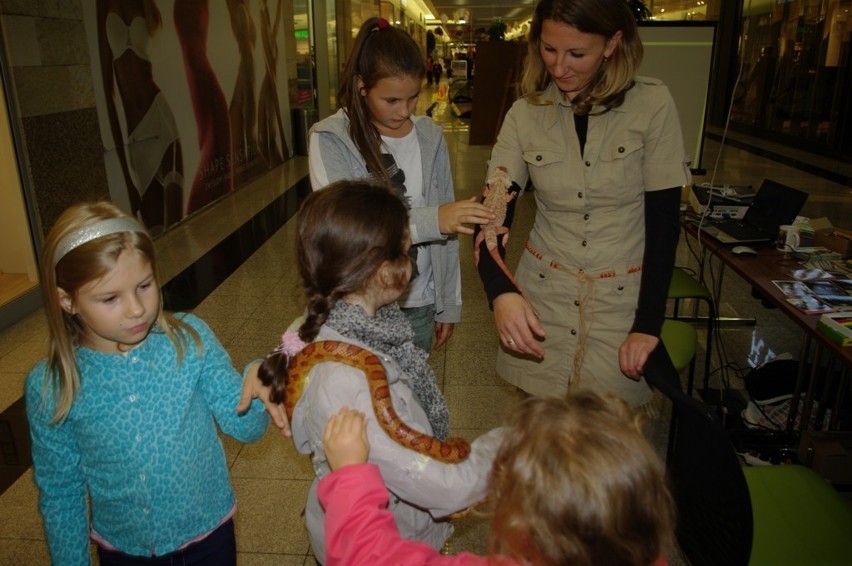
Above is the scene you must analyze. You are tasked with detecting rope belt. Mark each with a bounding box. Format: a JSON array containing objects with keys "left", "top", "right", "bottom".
[
  {"left": 524, "top": 240, "right": 642, "bottom": 277},
  {"left": 524, "top": 240, "right": 643, "bottom": 387}
]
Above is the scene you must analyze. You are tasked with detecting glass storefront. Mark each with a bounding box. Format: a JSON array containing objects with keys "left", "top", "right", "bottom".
[
  {"left": 292, "top": 0, "right": 316, "bottom": 110},
  {"left": 731, "top": 0, "right": 850, "bottom": 157},
  {"left": 644, "top": 0, "right": 850, "bottom": 160},
  {"left": 646, "top": 0, "right": 722, "bottom": 20}
]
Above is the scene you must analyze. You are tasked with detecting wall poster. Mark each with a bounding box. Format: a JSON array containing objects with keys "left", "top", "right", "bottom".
[{"left": 82, "top": 0, "right": 293, "bottom": 234}]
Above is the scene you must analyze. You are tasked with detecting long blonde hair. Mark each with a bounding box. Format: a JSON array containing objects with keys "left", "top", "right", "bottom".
[
  {"left": 488, "top": 392, "right": 676, "bottom": 565},
  {"left": 39, "top": 201, "right": 198, "bottom": 422},
  {"left": 520, "top": 0, "right": 643, "bottom": 114}
]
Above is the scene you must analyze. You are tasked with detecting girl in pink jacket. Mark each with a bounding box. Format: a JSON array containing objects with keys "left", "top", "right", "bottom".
[{"left": 319, "top": 392, "right": 675, "bottom": 566}]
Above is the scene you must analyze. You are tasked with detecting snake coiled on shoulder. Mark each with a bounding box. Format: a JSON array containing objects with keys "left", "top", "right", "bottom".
[{"left": 278, "top": 340, "right": 471, "bottom": 464}]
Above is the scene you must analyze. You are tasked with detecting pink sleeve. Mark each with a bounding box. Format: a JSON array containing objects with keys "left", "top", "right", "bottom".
[{"left": 318, "top": 464, "right": 491, "bottom": 566}]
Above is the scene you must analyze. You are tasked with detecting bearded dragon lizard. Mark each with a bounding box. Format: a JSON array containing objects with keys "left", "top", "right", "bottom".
[{"left": 474, "top": 166, "right": 532, "bottom": 305}]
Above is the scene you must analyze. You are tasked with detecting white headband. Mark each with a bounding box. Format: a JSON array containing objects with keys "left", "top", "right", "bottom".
[{"left": 54, "top": 217, "right": 148, "bottom": 266}]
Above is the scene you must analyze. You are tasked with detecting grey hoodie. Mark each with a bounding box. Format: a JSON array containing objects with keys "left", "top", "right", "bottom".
[{"left": 308, "top": 109, "right": 462, "bottom": 323}]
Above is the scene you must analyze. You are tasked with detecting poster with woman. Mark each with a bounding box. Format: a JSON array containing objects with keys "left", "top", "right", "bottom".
[{"left": 82, "top": 0, "right": 292, "bottom": 233}]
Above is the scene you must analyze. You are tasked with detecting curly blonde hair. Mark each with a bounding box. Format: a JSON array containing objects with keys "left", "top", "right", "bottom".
[{"left": 488, "top": 391, "right": 676, "bottom": 565}]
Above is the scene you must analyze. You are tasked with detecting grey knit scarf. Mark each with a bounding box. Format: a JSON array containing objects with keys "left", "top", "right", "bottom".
[{"left": 325, "top": 301, "right": 450, "bottom": 440}]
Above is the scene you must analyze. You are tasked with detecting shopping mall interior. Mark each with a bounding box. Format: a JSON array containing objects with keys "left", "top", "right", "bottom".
[{"left": 1, "top": 0, "right": 851, "bottom": 564}]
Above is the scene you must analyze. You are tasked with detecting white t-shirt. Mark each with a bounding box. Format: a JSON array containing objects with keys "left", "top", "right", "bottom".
[{"left": 382, "top": 129, "right": 434, "bottom": 308}]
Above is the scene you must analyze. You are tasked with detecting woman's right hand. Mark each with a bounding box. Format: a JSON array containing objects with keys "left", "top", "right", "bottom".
[
  {"left": 438, "top": 196, "right": 495, "bottom": 235},
  {"left": 493, "top": 293, "right": 545, "bottom": 358}
]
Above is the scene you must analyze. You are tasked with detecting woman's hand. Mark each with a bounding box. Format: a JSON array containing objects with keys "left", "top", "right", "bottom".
[
  {"left": 324, "top": 407, "right": 370, "bottom": 471},
  {"left": 438, "top": 197, "right": 496, "bottom": 235},
  {"left": 493, "top": 293, "right": 545, "bottom": 358},
  {"left": 618, "top": 332, "right": 660, "bottom": 380},
  {"left": 237, "top": 362, "right": 291, "bottom": 437}
]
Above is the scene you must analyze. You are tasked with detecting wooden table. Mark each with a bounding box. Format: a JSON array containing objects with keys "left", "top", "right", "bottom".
[{"left": 682, "top": 219, "right": 851, "bottom": 433}]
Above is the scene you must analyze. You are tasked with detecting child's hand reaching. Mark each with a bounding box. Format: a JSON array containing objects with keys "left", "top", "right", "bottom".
[
  {"left": 237, "top": 362, "right": 291, "bottom": 437},
  {"left": 324, "top": 407, "right": 370, "bottom": 471},
  {"left": 438, "top": 196, "right": 496, "bottom": 235}
]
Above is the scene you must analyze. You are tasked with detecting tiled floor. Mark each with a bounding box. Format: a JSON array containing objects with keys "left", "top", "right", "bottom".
[{"left": 0, "top": 86, "right": 850, "bottom": 564}]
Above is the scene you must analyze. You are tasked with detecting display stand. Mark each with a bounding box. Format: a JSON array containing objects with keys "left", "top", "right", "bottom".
[{"left": 469, "top": 41, "right": 525, "bottom": 146}]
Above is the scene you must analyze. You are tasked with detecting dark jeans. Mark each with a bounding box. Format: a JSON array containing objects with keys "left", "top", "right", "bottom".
[{"left": 97, "top": 518, "right": 236, "bottom": 566}]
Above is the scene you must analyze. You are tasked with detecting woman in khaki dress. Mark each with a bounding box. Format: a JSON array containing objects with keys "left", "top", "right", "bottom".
[{"left": 475, "top": 0, "right": 691, "bottom": 406}]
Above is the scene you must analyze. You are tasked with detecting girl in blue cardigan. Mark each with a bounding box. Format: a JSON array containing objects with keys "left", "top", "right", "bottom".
[{"left": 26, "top": 201, "right": 287, "bottom": 565}]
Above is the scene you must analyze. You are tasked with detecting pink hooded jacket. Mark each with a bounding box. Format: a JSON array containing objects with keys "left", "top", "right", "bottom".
[{"left": 319, "top": 463, "right": 670, "bottom": 566}]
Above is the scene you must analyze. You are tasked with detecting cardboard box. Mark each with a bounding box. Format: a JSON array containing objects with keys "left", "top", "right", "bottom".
[
  {"left": 798, "top": 431, "right": 852, "bottom": 484},
  {"left": 810, "top": 217, "right": 852, "bottom": 258},
  {"left": 689, "top": 184, "right": 753, "bottom": 220}
]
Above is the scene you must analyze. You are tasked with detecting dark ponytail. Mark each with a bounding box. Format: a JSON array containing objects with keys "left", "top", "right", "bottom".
[{"left": 337, "top": 17, "right": 426, "bottom": 187}]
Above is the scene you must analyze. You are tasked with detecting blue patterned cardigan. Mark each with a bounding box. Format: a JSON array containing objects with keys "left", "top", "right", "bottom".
[{"left": 26, "top": 314, "right": 269, "bottom": 564}]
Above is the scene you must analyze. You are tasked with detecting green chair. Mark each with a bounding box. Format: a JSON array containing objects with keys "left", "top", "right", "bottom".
[
  {"left": 644, "top": 347, "right": 852, "bottom": 566},
  {"left": 668, "top": 266, "right": 716, "bottom": 394},
  {"left": 744, "top": 465, "right": 852, "bottom": 564},
  {"left": 660, "top": 319, "right": 698, "bottom": 374}
]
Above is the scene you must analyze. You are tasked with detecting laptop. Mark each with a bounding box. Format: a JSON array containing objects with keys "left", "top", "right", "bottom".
[{"left": 695, "top": 179, "right": 808, "bottom": 246}]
